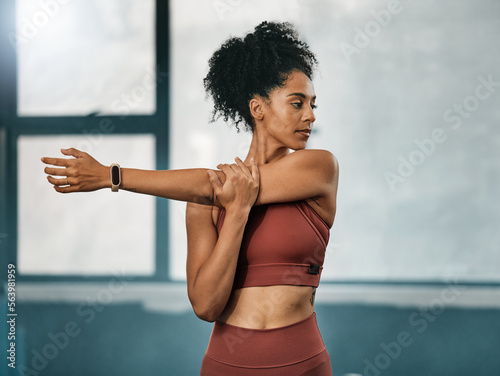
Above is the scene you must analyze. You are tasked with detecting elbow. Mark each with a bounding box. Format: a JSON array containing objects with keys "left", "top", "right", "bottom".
[
  {"left": 189, "top": 294, "right": 222, "bottom": 323},
  {"left": 192, "top": 304, "right": 220, "bottom": 323},
  {"left": 194, "top": 310, "right": 218, "bottom": 323}
]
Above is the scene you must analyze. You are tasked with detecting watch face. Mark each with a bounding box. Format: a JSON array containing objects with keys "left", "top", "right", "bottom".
[{"left": 111, "top": 165, "right": 120, "bottom": 185}]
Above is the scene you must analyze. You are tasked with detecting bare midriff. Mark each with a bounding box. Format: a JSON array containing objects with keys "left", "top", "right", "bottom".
[{"left": 217, "top": 285, "right": 315, "bottom": 329}]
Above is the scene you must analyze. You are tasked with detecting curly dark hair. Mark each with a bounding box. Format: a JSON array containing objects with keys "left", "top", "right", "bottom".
[{"left": 203, "top": 21, "right": 318, "bottom": 132}]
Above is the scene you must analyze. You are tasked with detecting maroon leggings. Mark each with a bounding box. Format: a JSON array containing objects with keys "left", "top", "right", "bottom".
[{"left": 200, "top": 313, "right": 332, "bottom": 375}]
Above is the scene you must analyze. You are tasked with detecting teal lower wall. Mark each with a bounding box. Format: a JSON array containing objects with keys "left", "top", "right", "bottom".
[{"left": 2, "top": 300, "right": 499, "bottom": 375}]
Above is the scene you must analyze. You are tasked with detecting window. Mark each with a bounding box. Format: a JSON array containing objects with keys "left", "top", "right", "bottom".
[{"left": 0, "top": 0, "right": 170, "bottom": 281}]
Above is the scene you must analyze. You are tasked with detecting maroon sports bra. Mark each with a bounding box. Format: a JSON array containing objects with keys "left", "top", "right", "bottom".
[{"left": 216, "top": 201, "right": 330, "bottom": 289}]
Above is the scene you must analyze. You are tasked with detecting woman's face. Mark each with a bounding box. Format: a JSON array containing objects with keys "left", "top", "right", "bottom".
[{"left": 258, "top": 70, "right": 317, "bottom": 150}]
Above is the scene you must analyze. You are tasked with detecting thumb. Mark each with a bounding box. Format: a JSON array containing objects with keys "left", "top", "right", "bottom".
[
  {"left": 61, "top": 147, "right": 86, "bottom": 159},
  {"left": 207, "top": 170, "right": 223, "bottom": 194}
]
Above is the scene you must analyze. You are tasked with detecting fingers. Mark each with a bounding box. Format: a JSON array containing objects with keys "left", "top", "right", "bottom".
[
  {"left": 217, "top": 163, "right": 238, "bottom": 177},
  {"left": 250, "top": 157, "right": 260, "bottom": 182},
  {"left": 217, "top": 157, "right": 252, "bottom": 177},
  {"left": 41, "top": 147, "right": 85, "bottom": 166},
  {"left": 207, "top": 170, "right": 223, "bottom": 194},
  {"left": 44, "top": 167, "right": 67, "bottom": 176},
  {"left": 41, "top": 157, "right": 71, "bottom": 167},
  {"left": 53, "top": 184, "right": 79, "bottom": 194},
  {"left": 41, "top": 148, "right": 92, "bottom": 194},
  {"left": 233, "top": 157, "right": 252, "bottom": 178},
  {"left": 61, "top": 148, "right": 86, "bottom": 159},
  {"left": 47, "top": 175, "right": 70, "bottom": 186},
  {"left": 47, "top": 174, "right": 76, "bottom": 193}
]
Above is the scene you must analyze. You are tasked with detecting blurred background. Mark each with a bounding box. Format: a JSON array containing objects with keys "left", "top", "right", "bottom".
[{"left": 1, "top": 0, "right": 499, "bottom": 375}]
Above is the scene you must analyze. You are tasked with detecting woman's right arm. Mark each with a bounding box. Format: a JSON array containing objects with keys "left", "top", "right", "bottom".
[{"left": 41, "top": 148, "right": 217, "bottom": 205}]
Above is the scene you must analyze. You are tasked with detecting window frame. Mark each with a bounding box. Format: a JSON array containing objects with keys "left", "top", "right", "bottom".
[{"left": 0, "top": 0, "right": 174, "bottom": 283}]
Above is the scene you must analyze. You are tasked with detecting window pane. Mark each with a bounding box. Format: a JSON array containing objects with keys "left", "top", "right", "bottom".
[
  {"left": 18, "top": 134, "right": 156, "bottom": 275},
  {"left": 16, "top": 0, "right": 156, "bottom": 116}
]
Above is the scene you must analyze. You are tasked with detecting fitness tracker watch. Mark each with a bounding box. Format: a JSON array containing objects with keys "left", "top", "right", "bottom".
[{"left": 110, "top": 164, "right": 121, "bottom": 192}]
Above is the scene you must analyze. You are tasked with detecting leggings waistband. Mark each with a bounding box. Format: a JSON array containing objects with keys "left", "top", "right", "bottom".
[{"left": 204, "top": 312, "right": 326, "bottom": 368}]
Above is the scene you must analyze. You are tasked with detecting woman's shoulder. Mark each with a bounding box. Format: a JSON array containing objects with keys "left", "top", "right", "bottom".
[
  {"left": 290, "top": 148, "right": 337, "bottom": 159},
  {"left": 285, "top": 149, "right": 339, "bottom": 174}
]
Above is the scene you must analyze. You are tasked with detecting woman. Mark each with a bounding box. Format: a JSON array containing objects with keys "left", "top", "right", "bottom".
[{"left": 42, "top": 21, "right": 339, "bottom": 375}]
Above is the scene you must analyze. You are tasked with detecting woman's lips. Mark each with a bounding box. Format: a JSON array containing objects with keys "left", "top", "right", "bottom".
[{"left": 296, "top": 129, "right": 311, "bottom": 137}]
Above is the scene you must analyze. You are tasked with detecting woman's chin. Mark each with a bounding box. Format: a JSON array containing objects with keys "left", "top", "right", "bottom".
[{"left": 289, "top": 141, "right": 308, "bottom": 151}]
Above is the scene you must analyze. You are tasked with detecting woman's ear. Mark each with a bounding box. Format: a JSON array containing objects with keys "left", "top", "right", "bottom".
[{"left": 249, "top": 97, "right": 264, "bottom": 121}]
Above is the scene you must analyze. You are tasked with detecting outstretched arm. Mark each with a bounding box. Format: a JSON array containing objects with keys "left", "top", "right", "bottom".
[{"left": 42, "top": 148, "right": 216, "bottom": 205}]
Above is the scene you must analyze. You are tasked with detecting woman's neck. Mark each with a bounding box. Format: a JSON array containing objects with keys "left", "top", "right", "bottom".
[{"left": 244, "top": 126, "right": 290, "bottom": 165}]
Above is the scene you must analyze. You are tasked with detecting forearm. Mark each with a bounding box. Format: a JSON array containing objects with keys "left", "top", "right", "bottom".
[
  {"left": 190, "top": 210, "right": 249, "bottom": 321},
  {"left": 118, "top": 168, "right": 214, "bottom": 205}
]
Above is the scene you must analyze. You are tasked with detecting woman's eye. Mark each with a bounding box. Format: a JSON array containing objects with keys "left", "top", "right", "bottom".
[{"left": 292, "top": 102, "right": 317, "bottom": 110}]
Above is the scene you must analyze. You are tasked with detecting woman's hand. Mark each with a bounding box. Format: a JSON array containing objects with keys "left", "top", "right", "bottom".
[
  {"left": 41, "top": 148, "right": 109, "bottom": 193},
  {"left": 207, "top": 157, "right": 259, "bottom": 213}
]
